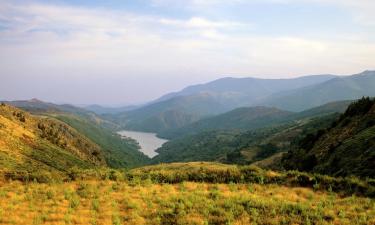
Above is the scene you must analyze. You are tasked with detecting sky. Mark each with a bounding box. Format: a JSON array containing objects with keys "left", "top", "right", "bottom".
[{"left": 0, "top": 0, "right": 374, "bottom": 105}]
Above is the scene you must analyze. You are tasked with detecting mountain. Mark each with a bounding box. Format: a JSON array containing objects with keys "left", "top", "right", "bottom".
[
  {"left": 84, "top": 104, "right": 139, "bottom": 115},
  {"left": 282, "top": 97, "right": 375, "bottom": 178},
  {"left": 0, "top": 103, "right": 106, "bottom": 178},
  {"left": 260, "top": 70, "right": 375, "bottom": 111},
  {"left": 158, "top": 106, "right": 293, "bottom": 139},
  {"left": 4, "top": 98, "right": 90, "bottom": 115},
  {"left": 155, "top": 74, "right": 336, "bottom": 103},
  {"left": 111, "top": 71, "right": 375, "bottom": 134},
  {"left": 105, "top": 93, "right": 231, "bottom": 133},
  {"left": 111, "top": 74, "right": 336, "bottom": 133}
]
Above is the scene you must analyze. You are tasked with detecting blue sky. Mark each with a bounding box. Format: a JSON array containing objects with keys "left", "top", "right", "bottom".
[{"left": 0, "top": 0, "right": 374, "bottom": 105}]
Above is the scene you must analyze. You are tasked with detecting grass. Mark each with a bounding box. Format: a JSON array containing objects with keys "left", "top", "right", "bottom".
[
  {"left": 0, "top": 162, "right": 374, "bottom": 225},
  {"left": 0, "top": 180, "right": 374, "bottom": 225},
  {"left": 0, "top": 104, "right": 105, "bottom": 177}
]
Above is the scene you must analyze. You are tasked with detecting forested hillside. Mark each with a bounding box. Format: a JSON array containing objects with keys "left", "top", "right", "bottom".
[
  {"left": 152, "top": 113, "right": 338, "bottom": 165},
  {"left": 282, "top": 97, "right": 375, "bottom": 178}
]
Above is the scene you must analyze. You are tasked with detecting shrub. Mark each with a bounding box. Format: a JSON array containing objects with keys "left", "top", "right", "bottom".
[{"left": 67, "top": 167, "right": 81, "bottom": 181}]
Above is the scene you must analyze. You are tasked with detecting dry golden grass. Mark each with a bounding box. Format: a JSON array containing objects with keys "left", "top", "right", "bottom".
[{"left": 0, "top": 180, "right": 373, "bottom": 225}]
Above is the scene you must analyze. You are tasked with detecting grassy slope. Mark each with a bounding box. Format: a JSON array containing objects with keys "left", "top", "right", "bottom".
[
  {"left": 0, "top": 104, "right": 106, "bottom": 177},
  {"left": 0, "top": 162, "right": 374, "bottom": 224}
]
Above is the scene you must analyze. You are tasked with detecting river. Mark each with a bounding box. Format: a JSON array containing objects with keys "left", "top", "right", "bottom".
[{"left": 118, "top": 130, "right": 168, "bottom": 158}]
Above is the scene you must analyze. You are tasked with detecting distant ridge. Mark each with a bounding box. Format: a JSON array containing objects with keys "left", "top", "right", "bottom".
[
  {"left": 260, "top": 70, "right": 375, "bottom": 111},
  {"left": 110, "top": 74, "right": 337, "bottom": 133}
]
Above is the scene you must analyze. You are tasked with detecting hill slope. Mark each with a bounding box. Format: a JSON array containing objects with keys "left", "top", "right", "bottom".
[
  {"left": 0, "top": 104, "right": 106, "bottom": 177},
  {"left": 282, "top": 97, "right": 375, "bottom": 177}
]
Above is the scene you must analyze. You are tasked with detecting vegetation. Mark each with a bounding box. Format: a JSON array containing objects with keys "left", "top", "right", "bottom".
[
  {"left": 283, "top": 97, "right": 375, "bottom": 178},
  {"left": 5, "top": 99, "right": 150, "bottom": 168},
  {"left": 2, "top": 95, "right": 375, "bottom": 224},
  {"left": 158, "top": 106, "right": 293, "bottom": 139},
  {"left": 152, "top": 113, "right": 338, "bottom": 165},
  {"left": 0, "top": 104, "right": 106, "bottom": 177},
  {"left": 0, "top": 162, "right": 374, "bottom": 225}
]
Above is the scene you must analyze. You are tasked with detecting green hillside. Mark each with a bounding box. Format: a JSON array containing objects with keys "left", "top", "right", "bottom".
[
  {"left": 158, "top": 106, "right": 293, "bottom": 139},
  {"left": 282, "top": 97, "right": 375, "bottom": 178},
  {"left": 157, "top": 100, "right": 349, "bottom": 141},
  {"left": 0, "top": 104, "right": 106, "bottom": 180},
  {"left": 152, "top": 113, "right": 337, "bottom": 165}
]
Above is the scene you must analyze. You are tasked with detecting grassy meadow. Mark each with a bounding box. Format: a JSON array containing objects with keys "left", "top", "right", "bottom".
[{"left": 0, "top": 163, "right": 374, "bottom": 225}]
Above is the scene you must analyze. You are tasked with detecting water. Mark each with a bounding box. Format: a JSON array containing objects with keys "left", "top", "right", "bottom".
[{"left": 118, "top": 130, "right": 168, "bottom": 158}]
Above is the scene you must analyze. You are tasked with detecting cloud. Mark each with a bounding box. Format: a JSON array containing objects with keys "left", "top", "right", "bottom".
[
  {"left": 151, "top": 0, "right": 375, "bottom": 26},
  {"left": 0, "top": 0, "right": 374, "bottom": 104},
  {"left": 160, "top": 17, "right": 244, "bottom": 29}
]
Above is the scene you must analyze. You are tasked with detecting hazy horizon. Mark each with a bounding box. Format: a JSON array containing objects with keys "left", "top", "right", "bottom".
[{"left": 1, "top": 0, "right": 374, "bottom": 105}]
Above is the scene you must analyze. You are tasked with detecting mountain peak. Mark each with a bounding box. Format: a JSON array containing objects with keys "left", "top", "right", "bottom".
[
  {"left": 29, "top": 98, "right": 44, "bottom": 103},
  {"left": 359, "top": 70, "right": 375, "bottom": 75}
]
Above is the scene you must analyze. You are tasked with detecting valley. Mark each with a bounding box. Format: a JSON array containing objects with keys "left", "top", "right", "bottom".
[{"left": 1, "top": 71, "right": 375, "bottom": 224}]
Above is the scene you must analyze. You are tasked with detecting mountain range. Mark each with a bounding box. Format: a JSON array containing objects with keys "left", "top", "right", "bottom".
[{"left": 106, "top": 70, "right": 374, "bottom": 134}]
